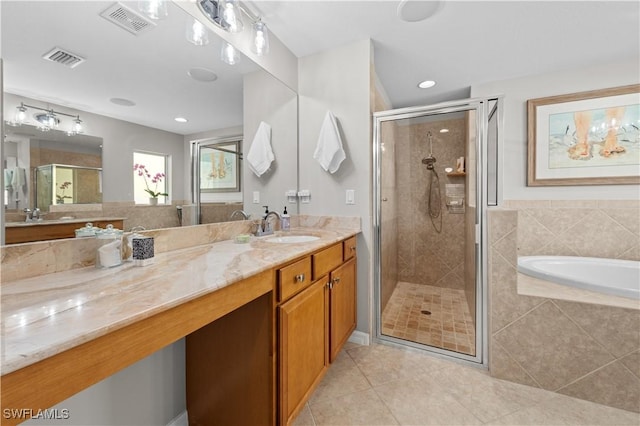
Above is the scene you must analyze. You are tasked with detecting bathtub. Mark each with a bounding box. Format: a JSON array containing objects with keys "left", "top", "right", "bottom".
[{"left": 517, "top": 256, "right": 640, "bottom": 300}]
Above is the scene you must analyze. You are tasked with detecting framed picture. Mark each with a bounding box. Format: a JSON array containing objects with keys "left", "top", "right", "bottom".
[
  {"left": 527, "top": 84, "right": 640, "bottom": 186},
  {"left": 200, "top": 140, "right": 241, "bottom": 192}
]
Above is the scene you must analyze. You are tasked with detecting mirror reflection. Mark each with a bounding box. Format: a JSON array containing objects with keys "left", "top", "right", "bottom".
[{"left": 2, "top": 0, "right": 298, "bottom": 244}]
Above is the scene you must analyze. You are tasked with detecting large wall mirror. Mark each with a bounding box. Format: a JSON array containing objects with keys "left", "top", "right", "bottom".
[{"left": 1, "top": 0, "right": 298, "bottom": 244}]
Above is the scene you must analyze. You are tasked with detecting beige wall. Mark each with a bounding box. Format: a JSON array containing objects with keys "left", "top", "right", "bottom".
[{"left": 488, "top": 200, "right": 640, "bottom": 412}]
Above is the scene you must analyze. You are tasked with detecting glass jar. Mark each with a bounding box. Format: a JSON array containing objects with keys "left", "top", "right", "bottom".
[{"left": 95, "top": 224, "right": 123, "bottom": 269}]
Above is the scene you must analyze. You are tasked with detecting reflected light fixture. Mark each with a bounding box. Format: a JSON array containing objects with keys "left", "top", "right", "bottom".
[
  {"left": 439, "top": 128, "right": 449, "bottom": 133},
  {"left": 6, "top": 102, "right": 85, "bottom": 136},
  {"left": 174, "top": 117, "right": 188, "bottom": 123},
  {"left": 221, "top": 41, "right": 240, "bottom": 65},
  {"left": 251, "top": 19, "right": 269, "bottom": 56},
  {"left": 138, "top": 0, "right": 168, "bottom": 20},
  {"left": 186, "top": 18, "right": 210, "bottom": 46}
]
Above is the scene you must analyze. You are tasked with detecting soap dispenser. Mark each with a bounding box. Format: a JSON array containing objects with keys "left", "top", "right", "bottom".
[{"left": 281, "top": 206, "right": 290, "bottom": 231}]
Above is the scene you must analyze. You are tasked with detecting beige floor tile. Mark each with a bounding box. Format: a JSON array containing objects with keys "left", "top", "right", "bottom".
[
  {"left": 373, "top": 377, "right": 482, "bottom": 425},
  {"left": 309, "top": 388, "right": 399, "bottom": 426},
  {"left": 292, "top": 403, "right": 315, "bottom": 426},
  {"left": 308, "top": 352, "right": 371, "bottom": 404}
]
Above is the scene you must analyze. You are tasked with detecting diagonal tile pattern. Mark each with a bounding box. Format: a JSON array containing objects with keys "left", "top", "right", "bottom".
[{"left": 292, "top": 342, "right": 640, "bottom": 426}]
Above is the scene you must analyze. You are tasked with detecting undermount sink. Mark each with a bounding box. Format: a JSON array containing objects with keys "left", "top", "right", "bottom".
[{"left": 265, "top": 235, "right": 320, "bottom": 243}]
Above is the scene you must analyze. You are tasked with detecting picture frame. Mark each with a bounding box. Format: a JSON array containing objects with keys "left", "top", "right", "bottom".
[
  {"left": 527, "top": 84, "right": 640, "bottom": 186},
  {"left": 200, "top": 140, "right": 241, "bottom": 192}
]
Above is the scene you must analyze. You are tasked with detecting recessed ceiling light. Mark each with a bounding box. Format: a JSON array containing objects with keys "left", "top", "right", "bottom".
[
  {"left": 174, "top": 117, "right": 188, "bottom": 123},
  {"left": 418, "top": 80, "right": 436, "bottom": 89},
  {"left": 440, "top": 128, "right": 449, "bottom": 133},
  {"left": 110, "top": 97, "right": 136, "bottom": 106},
  {"left": 188, "top": 67, "right": 218, "bottom": 82}
]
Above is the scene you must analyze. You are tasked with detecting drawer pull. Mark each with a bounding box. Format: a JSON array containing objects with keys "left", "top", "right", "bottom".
[
  {"left": 332, "top": 277, "right": 341, "bottom": 285},
  {"left": 350, "top": 246, "right": 356, "bottom": 251},
  {"left": 295, "top": 274, "right": 305, "bottom": 283}
]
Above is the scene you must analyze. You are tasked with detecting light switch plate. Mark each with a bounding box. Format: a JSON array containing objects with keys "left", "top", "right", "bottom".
[
  {"left": 346, "top": 189, "right": 355, "bottom": 205},
  {"left": 252, "top": 191, "right": 260, "bottom": 203}
]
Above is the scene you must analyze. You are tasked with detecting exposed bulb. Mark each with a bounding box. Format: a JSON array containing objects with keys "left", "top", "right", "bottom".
[
  {"left": 14, "top": 104, "right": 27, "bottom": 125},
  {"left": 221, "top": 42, "right": 240, "bottom": 65},
  {"left": 186, "top": 18, "right": 209, "bottom": 46},
  {"left": 72, "top": 116, "right": 83, "bottom": 135},
  {"left": 251, "top": 20, "right": 269, "bottom": 56},
  {"left": 221, "top": 0, "right": 243, "bottom": 33}
]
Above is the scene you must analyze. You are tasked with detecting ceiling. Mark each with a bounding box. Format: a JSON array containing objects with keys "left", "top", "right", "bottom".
[
  {"left": 2, "top": 1, "right": 638, "bottom": 136},
  {"left": 250, "top": 0, "right": 640, "bottom": 108}
]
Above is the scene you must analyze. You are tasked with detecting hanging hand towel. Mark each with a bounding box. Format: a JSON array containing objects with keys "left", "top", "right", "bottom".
[
  {"left": 4, "top": 169, "right": 13, "bottom": 190},
  {"left": 313, "top": 111, "right": 346, "bottom": 174},
  {"left": 247, "top": 121, "right": 274, "bottom": 177},
  {"left": 11, "top": 167, "right": 26, "bottom": 189}
]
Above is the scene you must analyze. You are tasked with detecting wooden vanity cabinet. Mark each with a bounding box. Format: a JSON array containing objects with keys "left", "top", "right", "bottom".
[{"left": 277, "top": 238, "right": 357, "bottom": 425}]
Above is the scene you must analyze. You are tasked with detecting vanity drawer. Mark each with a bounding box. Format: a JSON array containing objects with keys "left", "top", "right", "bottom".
[
  {"left": 278, "top": 257, "right": 312, "bottom": 302},
  {"left": 343, "top": 236, "right": 357, "bottom": 261},
  {"left": 312, "top": 243, "right": 343, "bottom": 280}
]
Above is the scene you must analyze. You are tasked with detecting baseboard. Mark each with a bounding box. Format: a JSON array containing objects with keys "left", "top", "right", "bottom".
[
  {"left": 167, "top": 411, "right": 188, "bottom": 426},
  {"left": 348, "top": 330, "right": 370, "bottom": 346}
]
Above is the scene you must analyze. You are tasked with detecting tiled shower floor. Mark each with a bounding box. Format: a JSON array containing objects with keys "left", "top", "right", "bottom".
[{"left": 381, "top": 281, "right": 476, "bottom": 356}]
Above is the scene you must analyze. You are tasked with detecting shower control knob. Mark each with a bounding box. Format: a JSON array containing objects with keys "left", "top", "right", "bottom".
[{"left": 382, "top": 198, "right": 388, "bottom": 202}]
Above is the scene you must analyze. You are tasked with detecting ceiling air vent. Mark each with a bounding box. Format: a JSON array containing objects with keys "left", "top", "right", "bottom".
[
  {"left": 42, "top": 47, "right": 86, "bottom": 68},
  {"left": 100, "top": 2, "right": 156, "bottom": 36}
]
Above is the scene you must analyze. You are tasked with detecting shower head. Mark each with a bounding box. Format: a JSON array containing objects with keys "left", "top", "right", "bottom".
[{"left": 422, "top": 156, "right": 437, "bottom": 170}]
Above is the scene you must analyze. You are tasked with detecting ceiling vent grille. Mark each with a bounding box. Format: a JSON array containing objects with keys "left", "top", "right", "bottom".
[
  {"left": 42, "top": 47, "right": 86, "bottom": 68},
  {"left": 100, "top": 2, "right": 156, "bottom": 36}
]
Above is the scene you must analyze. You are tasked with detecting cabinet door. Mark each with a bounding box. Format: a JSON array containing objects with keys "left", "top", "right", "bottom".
[
  {"left": 329, "top": 257, "right": 357, "bottom": 362},
  {"left": 278, "top": 279, "right": 328, "bottom": 425}
]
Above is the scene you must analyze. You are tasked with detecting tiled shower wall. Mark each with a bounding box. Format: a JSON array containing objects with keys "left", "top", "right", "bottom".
[
  {"left": 488, "top": 200, "right": 640, "bottom": 413},
  {"left": 397, "top": 118, "right": 466, "bottom": 289}
]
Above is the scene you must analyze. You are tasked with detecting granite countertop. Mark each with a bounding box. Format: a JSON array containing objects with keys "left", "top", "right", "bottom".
[
  {"left": 5, "top": 217, "right": 126, "bottom": 228},
  {"left": 0, "top": 227, "right": 358, "bottom": 375}
]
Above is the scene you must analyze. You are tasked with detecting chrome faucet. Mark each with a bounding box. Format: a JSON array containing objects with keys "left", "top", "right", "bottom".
[
  {"left": 23, "top": 208, "right": 32, "bottom": 222},
  {"left": 263, "top": 210, "right": 281, "bottom": 235},
  {"left": 32, "top": 208, "right": 41, "bottom": 221},
  {"left": 229, "top": 209, "right": 250, "bottom": 221}
]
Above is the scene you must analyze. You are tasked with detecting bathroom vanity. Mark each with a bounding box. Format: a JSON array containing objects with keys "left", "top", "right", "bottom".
[{"left": 0, "top": 224, "right": 358, "bottom": 426}]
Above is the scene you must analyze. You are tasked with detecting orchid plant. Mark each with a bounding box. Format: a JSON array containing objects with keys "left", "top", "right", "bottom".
[
  {"left": 133, "top": 164, "right": 168, "bottom": 198},
  {"left": 56, "top": 181, "right": 73, "bottom": 204}
]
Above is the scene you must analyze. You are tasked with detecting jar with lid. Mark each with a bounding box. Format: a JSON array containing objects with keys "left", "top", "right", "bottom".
[
  {"left": 75, "top": 222, "right": 100, "bottom": 238},
  {"left": 95, "top": 224, "right": 123, "bottom": 269}
]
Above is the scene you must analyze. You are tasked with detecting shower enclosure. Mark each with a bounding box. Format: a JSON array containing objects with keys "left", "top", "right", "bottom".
[{"left": 373, "top": 98, "right": 501, "bottom": 365}]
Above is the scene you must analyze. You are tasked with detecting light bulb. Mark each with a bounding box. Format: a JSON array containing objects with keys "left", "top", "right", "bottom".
[
  {"left": 221, "top": 0, "right": 243, "bottom": 33},
  {"left": 186, "top": 18, "right": 209, "bottom": 46},
  {"left": 138, "top": 0, "right": 167, "bottom": 20},
  {"left": 14, "top": 104, "right": 27, "bottom": 125},
  {"left": 221, "top": 42, "right": 240, "bottom": 65},
  {"left": 72, "top": 117, "right": 83, "bottom": 135},
  {"left": 252, "top": 20, "right": 269, "bottom": 56}
]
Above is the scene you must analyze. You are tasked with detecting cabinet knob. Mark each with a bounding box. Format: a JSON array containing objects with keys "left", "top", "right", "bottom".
[
  {"left": 295, "top": 274, "right": 305, "bottom": 283},
  {"left": 332, "top": 277, "right": 341, "bottom": 285},
  {"left": 350, "top": 246, "right": 356, "bottom": 252},
  {"left": 327, "top": 281, "right": 333, "bottom": 289}
]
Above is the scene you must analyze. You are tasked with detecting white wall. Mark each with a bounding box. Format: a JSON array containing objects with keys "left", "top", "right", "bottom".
[
  {"left": 471, "top": 59, "right": 640, "bottom": 200},
  {"left": 3, "top": 93, "right": 186, "bottom": 204},
  {"left": 243, "top": 69, "right": 299, "bottom": 219},
  {"left": 298, "top": 39, "right": 373, "bottom": 334}
]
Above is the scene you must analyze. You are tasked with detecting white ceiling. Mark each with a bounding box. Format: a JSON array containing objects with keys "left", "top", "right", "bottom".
[
  {"left": 250, "top": 0, "right": 640, "bottom": 107},
  {"left": 2, "top": 1, "right": 638, "bottom": 136}
]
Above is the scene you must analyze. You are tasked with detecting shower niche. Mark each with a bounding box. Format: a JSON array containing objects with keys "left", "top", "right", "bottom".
[{"left": 35, "top": 164, "right": 102, "bottom": 212}]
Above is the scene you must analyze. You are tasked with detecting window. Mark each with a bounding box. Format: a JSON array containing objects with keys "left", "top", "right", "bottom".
[{"left": 133, "top": 151, "right": 169, "bottom": 205}]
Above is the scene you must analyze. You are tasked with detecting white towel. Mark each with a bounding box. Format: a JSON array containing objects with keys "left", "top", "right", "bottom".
[
  {"left": 247, "top": 121, "right": 274, "bottom": 177},
  {"left": 313, "top": 111, "right": 346, "bottom": 174},
  {"left": 11, "top": 167, "right": 26, "bottom": 189}
]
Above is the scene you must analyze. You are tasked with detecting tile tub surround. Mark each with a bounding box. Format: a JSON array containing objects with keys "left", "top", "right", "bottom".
[
  {"left": 1, "top": 225, "right": 360, "bottom": 375},
  {"left": 488, "top": 201, "right": 640, "bottom": 413}
]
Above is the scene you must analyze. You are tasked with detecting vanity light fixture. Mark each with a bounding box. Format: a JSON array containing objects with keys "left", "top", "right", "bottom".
[
  {"left": 7, "top": 102, "right": 85, "bottom": 136},
  {"left": 418, "top": 80, "right": 436, "bottom": 89},
  {"left": 138, "top": 0, "right": 168, "bottom": 20},
  {"left": 197, "top": 0, "right": 271, "bottom": 62}
]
